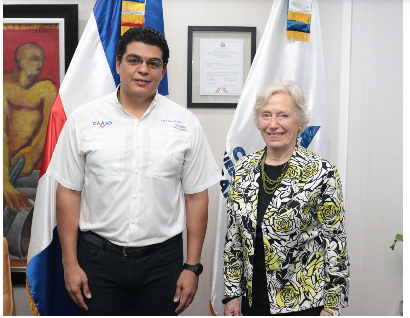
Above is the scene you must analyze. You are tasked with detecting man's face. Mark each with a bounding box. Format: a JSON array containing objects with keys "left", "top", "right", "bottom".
[{"left": 116, "top": 41, "right": 166, "bottom": 103}]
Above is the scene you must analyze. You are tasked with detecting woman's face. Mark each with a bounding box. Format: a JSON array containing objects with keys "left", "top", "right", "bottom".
[{"left": 258, "top": 92, "right": 301, "bottom": 155}]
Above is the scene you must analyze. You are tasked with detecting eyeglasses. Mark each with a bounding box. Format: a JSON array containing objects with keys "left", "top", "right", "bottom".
[{"left": 123, "top": 55, "right": 165, "bottom": 71}]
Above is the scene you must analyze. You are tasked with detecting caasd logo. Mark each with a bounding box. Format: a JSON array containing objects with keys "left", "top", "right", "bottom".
[{"left": 93, "top": 120, "right": 113, "bottom": 128}]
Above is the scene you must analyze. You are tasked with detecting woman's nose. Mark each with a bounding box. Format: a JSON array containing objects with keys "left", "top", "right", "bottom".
[{"left": 268, "top": 117, "right": 279, "bottom": 128}]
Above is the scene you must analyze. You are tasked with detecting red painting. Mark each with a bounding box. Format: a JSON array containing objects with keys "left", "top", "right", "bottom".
[{"left": 3, "top": 23, "right": 60, "bottom": 269}]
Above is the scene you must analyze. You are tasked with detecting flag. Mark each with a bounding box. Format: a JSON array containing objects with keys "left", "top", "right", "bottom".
[
  {"left": 26, "top": 0, "right": 167, "bottom": 315},
  {"left": 210, "top": 0, "right": 329, "bottom": 315},
  {"left": 287, "top": 0, "right": 313, "bottom": 42}
]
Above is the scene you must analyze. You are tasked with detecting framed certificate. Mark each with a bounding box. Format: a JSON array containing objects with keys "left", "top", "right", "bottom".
[{"left": 188, "top": 26, "right": 256, "bottom": 108}]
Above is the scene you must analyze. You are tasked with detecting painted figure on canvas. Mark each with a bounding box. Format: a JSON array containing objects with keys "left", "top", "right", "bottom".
[
  {"left": 4, "top": 42, "right": 57, "bottom": 211},
  {"left": 3, "top": 34, "right": 58, "bottom": 260}
]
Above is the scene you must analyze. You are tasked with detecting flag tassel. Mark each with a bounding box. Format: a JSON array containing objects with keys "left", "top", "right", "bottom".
[
  {"left": 286, "top": 30, "right": 310, "bottom": 42},
  {"left": 210, "top": 300, "right": 217, "bottom": 316},
  {"left": 287, "top": 11, "right": 311, "bottom": 24},
  {"left": 26, "top": 279, "right": 40, "bottom": 316}
]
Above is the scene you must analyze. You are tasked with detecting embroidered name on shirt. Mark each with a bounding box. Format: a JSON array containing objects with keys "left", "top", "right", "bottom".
[
  {"left": 161, "top": 119, "right": 182, "bottom": 124},
  {"left": 93, "top": 121, "right": 113, "bottom": 128}
]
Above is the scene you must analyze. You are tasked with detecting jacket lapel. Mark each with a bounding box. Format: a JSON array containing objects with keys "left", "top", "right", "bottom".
[{"left": 262, "top": 143, "right": 307, "bottom": 221}]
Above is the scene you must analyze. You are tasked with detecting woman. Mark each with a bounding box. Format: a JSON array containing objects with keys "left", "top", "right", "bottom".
[{"left": 223, "top": 80, "right": 349, "bottom": 316}]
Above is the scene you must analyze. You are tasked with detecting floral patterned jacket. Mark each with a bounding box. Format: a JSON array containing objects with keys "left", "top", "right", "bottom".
[{"left": 223, "top": 144, "right": 349, "bottom": 314}]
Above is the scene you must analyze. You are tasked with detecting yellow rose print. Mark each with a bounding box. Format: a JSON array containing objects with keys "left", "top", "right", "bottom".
[
  {"left": 276, "top": 285, "right": 301, "bottom": 309},
  {"left": 338, "top": 242, "right": 348, "bottom": 259},
  {"left": 285, "top": 164, "right": 301, "bottom": 179},
  {"left": 241, "top": 233, "right": 251, "bottom": 259},
  {"left": 263, "top": 237, "right": 281, "bottom": 271},
  {"left": 247, "top": 280, "right": 253, "bottom": 305},
  {"left": 273, "top": 216, "right": 294, "bottom": 233},
  {"left": 324, "top": 289, "right": 340, "bottom": 308},
  {"left": 300, "top": 208, "right": 312, "bottom": 231},
  {"left": 300, "top": 162, "right": 318, "bottom": 182},
  {"left": 318, "top": 201, "right": 341, "bottom": 225},
  {"left": 224, "top": 257, "right": 242, "bottom": 279},
  {"left": 306, "top": 253, "right": 324, "bottom": 284},
  {"left": 272, "top": 207, "right": 295, "bottom": 233}
]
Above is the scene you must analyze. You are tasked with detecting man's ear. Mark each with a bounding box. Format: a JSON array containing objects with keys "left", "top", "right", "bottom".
[
  {"left": 161, "top": 65, "right": 167, "bottom": 78},
  {"left": 115, "top": 57, "right": 121, "bottom": 74}
]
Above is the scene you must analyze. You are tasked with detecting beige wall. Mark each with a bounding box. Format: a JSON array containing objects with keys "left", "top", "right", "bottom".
[{"left": 4, "top": 0, "right": 403, "bottom": 315}]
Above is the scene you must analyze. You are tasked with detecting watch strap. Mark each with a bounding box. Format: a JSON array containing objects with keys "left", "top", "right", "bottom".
[{"left": 183, "top": 263, "right": 203, "bottom": 276}]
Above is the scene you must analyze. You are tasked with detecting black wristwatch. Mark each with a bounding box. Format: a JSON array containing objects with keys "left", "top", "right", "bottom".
[{"left": 183, "top": 263, "right": 203, "bottom": 276}]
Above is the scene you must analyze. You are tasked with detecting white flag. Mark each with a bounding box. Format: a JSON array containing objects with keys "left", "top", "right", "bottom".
[{"left": 210, "top": 0, "right": 329, "bottom": 315}]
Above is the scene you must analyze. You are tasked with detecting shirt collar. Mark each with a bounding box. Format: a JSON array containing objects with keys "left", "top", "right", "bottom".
[{"left": 115, "top": 84, "right": 159, "bottom": 119}]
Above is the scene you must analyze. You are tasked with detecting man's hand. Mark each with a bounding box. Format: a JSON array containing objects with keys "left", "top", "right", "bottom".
[
  {"left": 224, "top": 298, "right": 242, "bottom": 316},
  {"left": 63, "top": 263, "right": 92, "bottom": 311},
  {"left": 3, "top": 182, "right": 31, "bottom": 211},
  {"left": 173, "top": 269, "right": 199, "bottom": 314}
]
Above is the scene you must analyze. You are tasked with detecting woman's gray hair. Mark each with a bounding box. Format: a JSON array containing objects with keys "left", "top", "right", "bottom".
[{"left": 253, "top": 80, "right": 311, "bottom": 133}]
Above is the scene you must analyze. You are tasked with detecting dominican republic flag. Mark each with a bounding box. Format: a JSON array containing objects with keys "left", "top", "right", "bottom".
[
  {"left": 210, "top": 0, "right": 329, "bottom": 315},
  {"left": 26, "top": 0, "right": 167, "bottom": 315}
]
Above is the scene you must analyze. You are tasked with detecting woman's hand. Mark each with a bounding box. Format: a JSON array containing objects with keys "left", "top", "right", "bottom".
[
  {"left": 224, "top": 298, "right": 242, "bottom": 316},
  {"left": 320, "top": 308, "right": 339, "bottom": 316}
]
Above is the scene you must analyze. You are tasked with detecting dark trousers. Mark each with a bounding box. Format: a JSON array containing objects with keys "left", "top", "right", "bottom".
[
  {"left": 78, "top": 234, "right": 183, "bottom": 316},
  {"left": 242, "top": 297, "right": 324, "bottom": 316}
]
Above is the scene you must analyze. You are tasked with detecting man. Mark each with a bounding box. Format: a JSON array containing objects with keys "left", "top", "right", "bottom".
[
  {"left": 3, "top": 42, "right": 57, "bottom": 211},
  {"left": 50, "top": 27, "right": 220, "bottom": 315}
]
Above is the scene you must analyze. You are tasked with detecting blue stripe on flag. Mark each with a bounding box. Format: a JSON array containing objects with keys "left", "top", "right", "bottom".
[
  {"left": 145, "top": 0, "right": 168, "bottom": 95},
  {"left": 298, "top": 126, "right": 320, "bottom": 149},
  {"left": 287, "top": 20, "right": 311, "bottom": 33},
  {"left": 93, "top": 0, "right": 122, "bottom": 87},
  {"left": 26, "top": 228, "right": 81, "bottom": 315}
]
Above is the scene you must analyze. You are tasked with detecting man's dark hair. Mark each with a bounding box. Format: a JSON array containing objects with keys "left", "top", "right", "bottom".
[{"left": 116, "top": 26, "right": 169, "bottom": 66}]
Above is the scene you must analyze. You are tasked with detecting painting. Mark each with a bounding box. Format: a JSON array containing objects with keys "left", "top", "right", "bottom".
[{"left": 3, "top": 5, "right": 78, "bottom": 272}]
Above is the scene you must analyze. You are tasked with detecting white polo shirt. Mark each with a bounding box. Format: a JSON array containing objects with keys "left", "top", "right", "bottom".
[{"left": 47, "top": 90, "right": 220, "bottom": 247}]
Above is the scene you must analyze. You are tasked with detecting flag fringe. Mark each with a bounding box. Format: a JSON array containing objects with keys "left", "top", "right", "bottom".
[
  {"left": 209, "top": 300, "right": 217, "bottom": 316},
  {"left": 286, "top": 30, "right": 310, "bottom": 42},
  {"left": 122, "top": 1, "right": 145, "bottom": 12},
  {"left": 287, "top": 11, "right": 311, "bottom": 24},
  {"left": 26, "top": 279, "right": 41, "bottom": 316},
  {"left": 121, "top": 13, "right": 145, "bottom": 24},
  {"left": 121, "top": 25, "right": 144, "bottom": 35}
]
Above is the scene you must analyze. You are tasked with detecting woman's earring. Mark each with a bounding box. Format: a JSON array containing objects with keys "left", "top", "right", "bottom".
[{"left": 258, "top": 125, "right": 260, "bottom": 130}]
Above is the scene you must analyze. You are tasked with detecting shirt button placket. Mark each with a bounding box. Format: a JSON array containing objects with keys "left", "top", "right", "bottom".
[{"left": 131, "top": 119, "right": 142, "bottom": 240}]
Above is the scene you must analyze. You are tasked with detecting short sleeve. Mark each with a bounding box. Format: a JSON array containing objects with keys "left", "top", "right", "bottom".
[
  {"left": 181, "top": 118, "right": 220, "bottom": 194},
  {"left": 46, "top": 113, "right": 85, "bottom": 191}
]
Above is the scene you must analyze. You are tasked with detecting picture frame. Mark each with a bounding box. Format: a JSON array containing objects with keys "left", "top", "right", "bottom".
[
  {"left": 4, "top": 5, "right": 78, "bottom": 76},
  {"left": 187, "top": 26, "right": 256, "bottom": 108},
  {"left": 3, "top": 5, "right": 78, "bottom": 277}
]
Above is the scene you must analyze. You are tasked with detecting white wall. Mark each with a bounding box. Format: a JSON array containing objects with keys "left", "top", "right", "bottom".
[
  {"left": 342, "top": 0, "right": 403, "bottom": 315},
  {"left": 4, "top": 0, "right": 403, "bottom": 316}
]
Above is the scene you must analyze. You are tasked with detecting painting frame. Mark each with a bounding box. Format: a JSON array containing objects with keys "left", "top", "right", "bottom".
[
  {"left": 187, "top": 26, "right": 256, "bottom": 108},
  {"left": 4, "top": 4, "right": 78, "bottom": 75},
  {"left": 3, "top": 5, "right": 78, "bottom": 277}
]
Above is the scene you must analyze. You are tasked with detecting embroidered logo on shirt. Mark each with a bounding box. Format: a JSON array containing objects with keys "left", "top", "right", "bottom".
[
  {"left": 93, "top": 121, "right": 113, "bottom": 128},
  {"left": 174, "top": 123, "right": 187, "bottom": 131}
]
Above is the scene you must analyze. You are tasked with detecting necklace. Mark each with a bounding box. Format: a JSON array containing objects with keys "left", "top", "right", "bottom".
[{"left": 261, "top": 150, "right": 289, "bottom": 195}]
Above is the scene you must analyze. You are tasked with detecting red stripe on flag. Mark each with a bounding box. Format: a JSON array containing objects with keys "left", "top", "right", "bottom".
[
  {"left": 120, "top": 22, "right": 144, "bottom": 27},
  {"left": 39, "top": 93, "right": 67, "bottom": 179}
]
